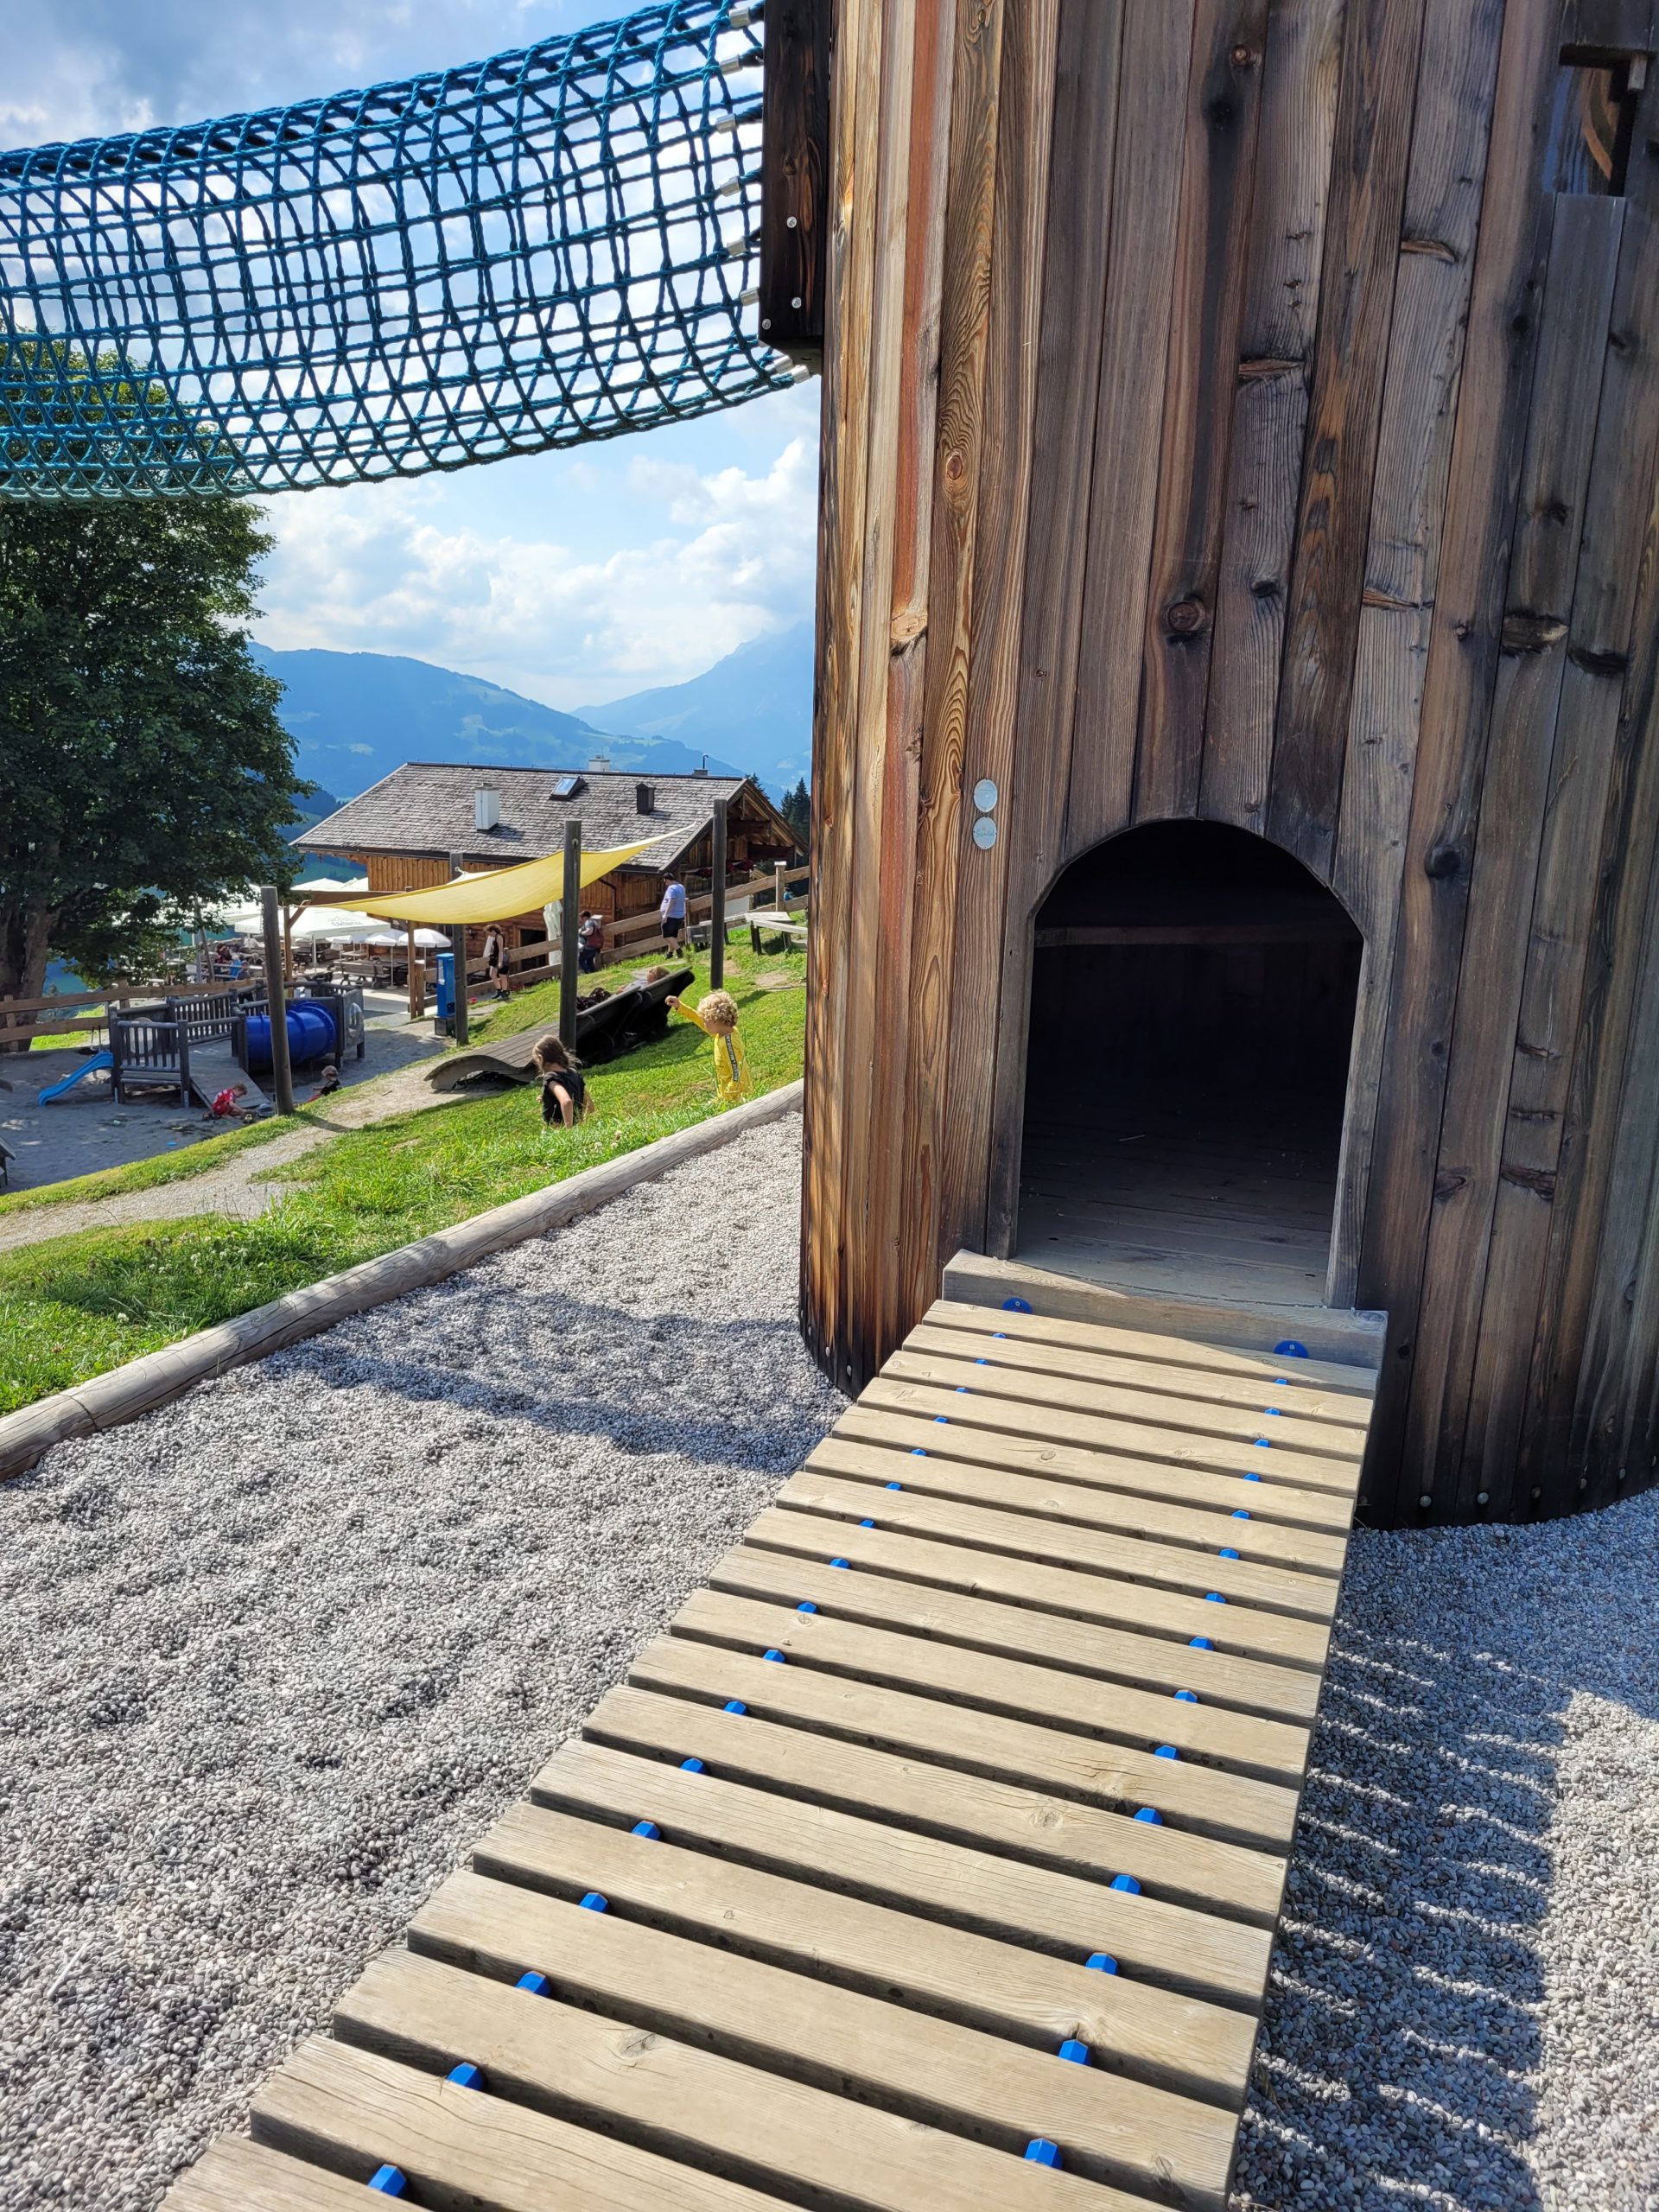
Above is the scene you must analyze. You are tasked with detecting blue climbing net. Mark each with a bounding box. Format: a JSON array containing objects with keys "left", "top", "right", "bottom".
[{"left": 0, "top": 0, "right": 790, "bottom": 499}]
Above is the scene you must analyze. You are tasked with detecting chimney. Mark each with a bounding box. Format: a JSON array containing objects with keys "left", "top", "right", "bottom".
[
  {"left": 588, "top": 751, "right": 612, "bottom": 772},
  {"left": 474, "top": 786, "right": 501, "bottom": 832},
  {"left": 635, "top": 781, "right": 655, "bottom": 815}
]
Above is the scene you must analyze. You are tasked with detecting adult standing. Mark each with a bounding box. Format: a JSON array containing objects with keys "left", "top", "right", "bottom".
[
  {"left": 482, "top": 923, "right": 509, "bottom": 1001},
  {"left": 578, "top": 909, "right": 604, "bottom": 973},
  {"left": 659, "top": 878, "right": 687, "bottom": 949}
]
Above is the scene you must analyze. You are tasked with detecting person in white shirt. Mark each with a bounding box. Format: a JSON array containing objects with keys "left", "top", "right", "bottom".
[{"left": 659, "top": 879, "right": 688, "bottom": 946}]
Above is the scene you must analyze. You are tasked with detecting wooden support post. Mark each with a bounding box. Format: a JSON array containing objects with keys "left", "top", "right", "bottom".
[
  {"left": 559, "top": 820, "right": 582, "bottom": 1052},
  {"left": 282, "top": 906, "right": 296, "bottom": 988},
  {"left": 710, "top": 800, "right": 728, "bottom": 990},
  {"left": 259, "top": 885, "right": 295, "bottom": 1117},
  {"left": 406, "top": 923, "right": 421, "bottom": 1020},
  {"left": 774, "top": 861, "right": 788, "bottom": 914},
  {"left": 759, "top": 0, "right": 831, "bottom": 366},
  {"left": 448, "top": 851, "right": 469, "bottom": 1048}
]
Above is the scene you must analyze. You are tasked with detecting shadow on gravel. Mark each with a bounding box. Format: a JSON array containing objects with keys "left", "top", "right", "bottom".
[
  {"left": 273, "top": 1296, "right": 825, "bottom": 1477},
  {"left": 1231, "top": 1531, "right": 1658, "bottom": 2212}
]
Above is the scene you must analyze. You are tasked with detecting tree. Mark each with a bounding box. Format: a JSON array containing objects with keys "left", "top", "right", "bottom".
[
  {"left": 781, "top": 775, "right": 811, "bottom": 855},
  {"left": 0, "top": 491, "right": 308, "bottom": 1028}
]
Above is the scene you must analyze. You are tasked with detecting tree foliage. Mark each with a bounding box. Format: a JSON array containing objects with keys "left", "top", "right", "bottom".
[
  {"left": 0, "top": 487, "right": 308, "bottom": 1008},
  {"left": 780, "top": 775, "right": 810, "bottom": 855}
]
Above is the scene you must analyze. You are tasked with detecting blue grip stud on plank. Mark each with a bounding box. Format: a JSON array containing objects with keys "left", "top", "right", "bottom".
[
  {"left": 798, "top": 1601, "right": 817, "bottom": 1614},
  {"left": 580, "top": 1891, "right": 608, "bottom": 1911},
  {"left": 723, "top": 1700, "right": 747, "bottom": 1714},
  {"left": 1173, "top": 1689, "right": 1198, "bottom": 1703},
  {"left": 680, "top": 1757, "right": 705, "bottom": 1774},
  {"left": 1189, "top": 1637, "right": 1213, "bottom": 1649},
  {"left": 368, "top": 2166, "right": 408, "bottom": 2196},
  {"left": 1058, "top": 2038, "right": 1090, "bottom": 2065},
  {"left": 447, "top": 2063, "right": 485, "bottom": 2090},
  {"left": 1086, "top": 1951, "right": 1119, "bottom": 1974},
  {"left": 1274, "top": 1339, "right": 1309, "bottom": 1357},
  {"left": 860, "top": 1518, "right": 875, "bottom": 1529},
  {"left": 887, "top": 1480, "right": 906, "bottom": 1489},
  {"left": 1219, "top": 1547, "right": 1240, "bottom": 1560},
  {"left": 1134, "top": 1807, "right": 1162, "bottom": 1824},
  {"left": 830, "top": 1558, "right": 849, "bottom": 1570},
  {"left": 515, "top": 1969, "right": 550, "bottom": 1994},
  {"left": 1154, "top": 1745, "right": 1179, "bottom": 1759},
  {"left": 1244, "top": 1470, "right": 1263, "bottom": 1482},
  {"left": 1025, "top": 2139, "right": 1062, "bottom": 2165},
  {"left": 1002, "top": 1298, "right": 1033, "bottom": 1313},
  {"left": 763, "top": 1649, "right": 786, "bottom": 1663},
  {"left": 632, "top": 1821, "right": 660, "bottom": 1839},
  {"left": 1205, "top": 1592, "right": 1226, "bottom": 1604},
  {"left": 1233, "top": 1509, "right": 1251, "bottom": 1519},
  {"left": 1110, "top": 1872, "right": 1141, "bottom": 1893},
  {"left": 1262, "top": 1407, "right": 1281, "bottom": 1416},
  {"left": 994, "top": 1332, "right": 1008, "bottom": 1338}
]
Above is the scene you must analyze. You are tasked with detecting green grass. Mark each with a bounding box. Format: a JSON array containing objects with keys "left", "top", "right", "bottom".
[{"left": 0, "top": 943, "right": 806, "bottom": 1414}]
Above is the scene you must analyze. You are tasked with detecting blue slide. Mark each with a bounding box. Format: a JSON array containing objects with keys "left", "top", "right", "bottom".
[{"left": 37, "top": 1051, "right": 114, "bottom": 1104}]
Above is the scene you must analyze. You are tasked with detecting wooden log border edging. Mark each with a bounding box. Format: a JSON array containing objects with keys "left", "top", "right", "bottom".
[{"left": 0, "top": 1081, "right": 804, "bottom": 1483}]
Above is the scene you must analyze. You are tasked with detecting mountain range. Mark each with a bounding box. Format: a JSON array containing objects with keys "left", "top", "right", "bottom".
[
  {"left": 575, "top": 623, "right": 812, "bottom": 797},
  {"left": 252, "top": 621, "right": 812, "bottom": 806}
]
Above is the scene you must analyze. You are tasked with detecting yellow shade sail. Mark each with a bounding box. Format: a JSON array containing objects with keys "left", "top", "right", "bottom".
[{"left": 343, "top": 837, "right": 671, "bottom": 926}]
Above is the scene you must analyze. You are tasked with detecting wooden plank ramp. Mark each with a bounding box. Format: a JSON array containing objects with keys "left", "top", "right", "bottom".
[{"left": 164, "top": 1287, "right": 1376, "bottom": 2212}]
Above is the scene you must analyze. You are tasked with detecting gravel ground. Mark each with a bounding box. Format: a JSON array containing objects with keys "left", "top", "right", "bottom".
[
  {"left": 0, "top": 1113, "right": 842, "bottom": 2209},
  {"left": 1234, "top": 1493, "right": 1659, "bottom": 2212},
  {"left": 2, "top": 1111, "right": 1655, "bottom": 2210}
]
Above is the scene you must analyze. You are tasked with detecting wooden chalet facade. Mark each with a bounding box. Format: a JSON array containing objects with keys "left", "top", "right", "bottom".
[{"left": 294, "top": 764, "right": 799, "bottom": 956}]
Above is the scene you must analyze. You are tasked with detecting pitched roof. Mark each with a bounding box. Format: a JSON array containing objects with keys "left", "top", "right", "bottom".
[{"left": 292, "top": 762, "right": 791, "bottom": 874}]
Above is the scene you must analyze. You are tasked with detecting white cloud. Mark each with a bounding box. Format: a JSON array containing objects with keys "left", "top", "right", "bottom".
[{"left": 255, "top": 432, "right": 817, "bottom": 706}]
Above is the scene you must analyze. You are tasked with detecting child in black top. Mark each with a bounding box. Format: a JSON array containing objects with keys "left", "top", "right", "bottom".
[{"left": 531, "top": 1033, "right": 587, "bottom": 1127}]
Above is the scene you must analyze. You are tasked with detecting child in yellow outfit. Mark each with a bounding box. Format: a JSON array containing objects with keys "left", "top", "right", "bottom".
[{"left": 667, "top": 987, "right": 751, "bottom": 1104}]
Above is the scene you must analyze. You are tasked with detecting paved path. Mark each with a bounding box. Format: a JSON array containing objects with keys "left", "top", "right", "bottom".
[{"left": 0, "top": 1056, "right": 461, "bottom": 1255}]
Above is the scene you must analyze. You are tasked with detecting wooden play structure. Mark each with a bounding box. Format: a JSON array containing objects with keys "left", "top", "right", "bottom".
[
  {"left": 169, "top": 1288, "right": 1375, "bottom": 2212},
  {"left": 10, "top": 0, "right": 1656, "bottom": 2204},
  {"left": 801, "top": 0, "right": 1659, "bottom": 1530}
]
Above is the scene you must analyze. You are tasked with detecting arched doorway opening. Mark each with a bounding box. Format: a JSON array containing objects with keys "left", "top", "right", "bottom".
[{"left": 1017, "top": 822, "right": 1363, "bottom": 1308}]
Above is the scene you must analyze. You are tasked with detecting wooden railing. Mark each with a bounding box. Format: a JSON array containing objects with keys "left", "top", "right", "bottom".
[{"left": 0, "top": 976, "right": 265, "bottom": 1052}]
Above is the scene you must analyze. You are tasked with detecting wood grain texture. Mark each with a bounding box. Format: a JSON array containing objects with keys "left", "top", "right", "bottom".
[
  {"left": 803, "top": 0, "right": 1659, "bottom": 1525},
  {"left": 1403, "top": 191, "right": 1624, "bottom": 1516},
  {"left": 899, "top": 0, "right": 1010, "bottom": 1332},
  {"left": 1133, "top": 0, "right": 1271, "bottom": 819},
  {"left": 1203, "top": 0, "right": 1344, "bottom": 832},
  {"left": 1325, "top": 0, "right": 1507, "bottom": 1306},
  {"left": 1268, "top": 0, "right": 1430, "bottom": 877},
  {"left": 1356, "top": 0, "right": 1571, "bottom": 1520},
  {"left": 474, "top": 1795, "right": 1258, "bottom": 2105}
]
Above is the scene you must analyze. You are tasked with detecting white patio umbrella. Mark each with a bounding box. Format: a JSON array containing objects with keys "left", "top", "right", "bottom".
[{"left": 359, "top": 925, "right": 451, "bottom": 949}]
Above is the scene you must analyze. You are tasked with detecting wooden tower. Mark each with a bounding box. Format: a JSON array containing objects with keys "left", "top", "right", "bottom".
[{"left": 798, "top": 0, "right": 1659, "bottom": 1525}]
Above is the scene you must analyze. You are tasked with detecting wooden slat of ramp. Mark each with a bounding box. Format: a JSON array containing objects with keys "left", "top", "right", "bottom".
[{"left": 164, "top": 1290, "right": 1374, "bottom": 2210}]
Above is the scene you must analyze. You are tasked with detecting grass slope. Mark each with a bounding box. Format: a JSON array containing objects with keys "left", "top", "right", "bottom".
[{"left": 0, "top": 946, "right": 805, "bottom": 1415}]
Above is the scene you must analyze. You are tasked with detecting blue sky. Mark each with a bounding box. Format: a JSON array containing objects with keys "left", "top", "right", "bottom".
[{"left": 0, "top": 1, "right": 818, "bottom": 709}]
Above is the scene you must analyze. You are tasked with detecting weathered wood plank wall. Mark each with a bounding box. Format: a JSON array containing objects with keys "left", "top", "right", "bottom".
[{"left": 802, "top": 0, "right": 1659, "bottom": 1526}]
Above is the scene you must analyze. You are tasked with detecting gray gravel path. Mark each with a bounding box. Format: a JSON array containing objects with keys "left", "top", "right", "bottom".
[
  {"left": 2, "top": 1112, "right": 1654, "bottom": 2210},
  {"left": 1234, "top": 1494, "right": 1659, "bottom": 2212}
]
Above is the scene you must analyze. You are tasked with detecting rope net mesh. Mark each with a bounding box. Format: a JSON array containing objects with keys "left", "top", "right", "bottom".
[{"left": 0, "top": 0, "right": 789, "bottom": 498}]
